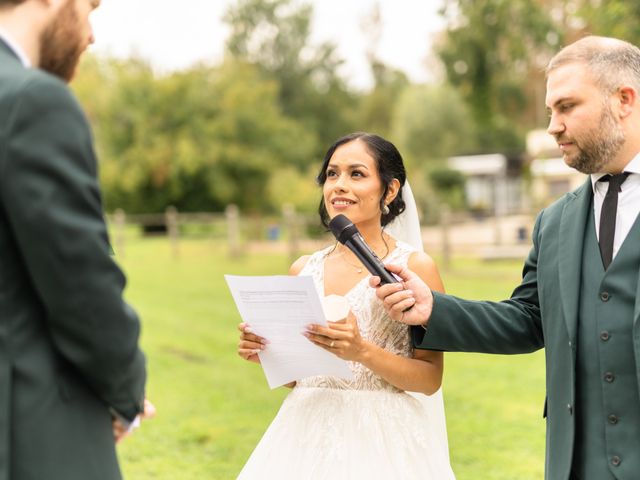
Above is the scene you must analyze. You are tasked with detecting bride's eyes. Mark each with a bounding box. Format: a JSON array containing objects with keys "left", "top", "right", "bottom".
[{"left": 325, "top": 168, "right": 366, "bottom": 178}]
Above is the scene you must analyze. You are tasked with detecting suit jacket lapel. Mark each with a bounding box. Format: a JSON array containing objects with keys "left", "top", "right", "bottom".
[
  {"left": 558, "top": 179, "right": 592, "bottom": 343},
  {"left": 0, "top": 36, "right": 19, "bottom": 62},
  {"left": 634, "top": 225, "right": 640, "bottom": 327}
]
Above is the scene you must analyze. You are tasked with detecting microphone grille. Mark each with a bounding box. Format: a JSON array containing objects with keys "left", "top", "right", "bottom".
[{"left": 328, "top": 214, "right": 358, "bottom": 244}]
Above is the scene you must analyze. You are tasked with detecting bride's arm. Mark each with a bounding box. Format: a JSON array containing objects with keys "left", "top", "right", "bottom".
[{"left": 305, "top": 251, "right": 445, "bottom": 395}]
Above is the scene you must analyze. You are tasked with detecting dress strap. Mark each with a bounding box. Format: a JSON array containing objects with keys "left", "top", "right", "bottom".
[{"left": 385, "top": 240, "right": 416, "bottom": 267}]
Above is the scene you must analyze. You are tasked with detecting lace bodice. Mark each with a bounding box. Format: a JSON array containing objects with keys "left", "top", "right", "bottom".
[{"left": 296, "top": 241, "right": 416, "bottom": 393}]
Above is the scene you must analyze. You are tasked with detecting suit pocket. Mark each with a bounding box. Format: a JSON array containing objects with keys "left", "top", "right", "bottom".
[
  {"left": 56, "top": 362, "right": 81, "bottom": 402},
  {"left": 56, "top": 370, "right": 74, "bottom": 401}
]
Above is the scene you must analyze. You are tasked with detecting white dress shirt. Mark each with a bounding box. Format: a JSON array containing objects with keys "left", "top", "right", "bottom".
[
  {"left": 591, "top": 153, "right": 640, "bottom": 260},
  {"left": 0, "top": 28, "right": 31, "bottom": 67}
]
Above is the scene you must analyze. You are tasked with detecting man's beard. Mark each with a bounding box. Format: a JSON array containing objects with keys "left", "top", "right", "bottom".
[
  {"left": 560, "top": 103, "right": 625, "bottom": 174},
  {"left": 39, "top": 0, "right": 85, "bottom": 82}
]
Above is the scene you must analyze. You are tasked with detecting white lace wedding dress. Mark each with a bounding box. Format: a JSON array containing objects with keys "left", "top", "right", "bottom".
[{"left": 238, "top": 241, "right": 455, "bottom": 480}]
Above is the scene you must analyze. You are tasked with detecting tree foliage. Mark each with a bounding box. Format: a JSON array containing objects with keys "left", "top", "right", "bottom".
[
  {"left": 578, "top": 0, "right": 640, "bottom": 46},
  {"left": 72, "top": 0, "right": 640, "bottom": 215},
  {"left": 224, "top": 0, "right": 357, "bottom": 158},
  {"left": 436, "top": 0, "right": 561, "bottom": 151},
  {"left": 391, "top": 84, "right": 475, "bottom": 167},
  {"left": 74, "top": 56, "right": 315, "bottom": 213}
]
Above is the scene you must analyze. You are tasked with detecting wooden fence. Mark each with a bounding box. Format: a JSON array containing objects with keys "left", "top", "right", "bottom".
[
  {"left": 106, "top": 205, "right": 536, "bottom": 266},
  {"left": 106, "top": 204, "right": 317, "bottom": 261}
]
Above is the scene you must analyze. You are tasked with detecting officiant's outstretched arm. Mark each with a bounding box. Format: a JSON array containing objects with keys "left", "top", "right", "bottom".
[
  {"left": 0, "top": 1, "right": 150, "bottom": 479},
  {"left": 370, "top": 34, "right": 640, "bottom": 480}
]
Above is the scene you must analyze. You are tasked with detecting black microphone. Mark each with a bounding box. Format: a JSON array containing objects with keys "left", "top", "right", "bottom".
[{"left": 328, "top": 214, "right": 399, "bottom": 285}]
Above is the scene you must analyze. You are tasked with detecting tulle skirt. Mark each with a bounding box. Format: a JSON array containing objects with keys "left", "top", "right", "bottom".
[{"left": 238, "top": 386, "right": 455, "bottom": 479}]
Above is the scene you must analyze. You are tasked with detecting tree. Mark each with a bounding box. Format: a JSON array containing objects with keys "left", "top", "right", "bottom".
[
  {"left": 391, "top": 84, "right": 475, "bottom": 167},
  {"left": 436, "top": 0, "right": 561, "bottom": 151},
  {"left": 357, "top": 3, "right": 410, "bottom": 137},
  {"left": 74, "top": 55, "right": 316, "bottom": 213},
  {"left": 224, "top": 0, "right": 357, "bottom": 158},
  {"left": 578, "top": 0, "right": 640, "bottom": 46}
]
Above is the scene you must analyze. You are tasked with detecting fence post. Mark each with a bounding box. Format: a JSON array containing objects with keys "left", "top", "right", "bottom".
[
  {"left": 440, "top": 203, "right": 451, "bottom": 270},
  {"left": 226, "top": 204, "right": 241, "bottom": 258},
  {"left": 114, "top": 208, "right": 126, "bottom": 259},
  {"left": 282, "top": 203, "right": 298, "bottom": 263},
  {"left": 165, "top": 206, "right": 179, "bottom": 258},
  {"left": 493, "top": 177, "right": 503, "bottom": 246}
]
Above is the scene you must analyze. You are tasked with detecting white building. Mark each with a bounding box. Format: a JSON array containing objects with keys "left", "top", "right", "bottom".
[{"left": 447, "top": 153, "right": 526, "bottom": 215}]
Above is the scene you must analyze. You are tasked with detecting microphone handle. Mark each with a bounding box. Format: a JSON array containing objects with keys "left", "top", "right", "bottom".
[{"left": 345, "top": 237, "right": 398, "bottom": 285}]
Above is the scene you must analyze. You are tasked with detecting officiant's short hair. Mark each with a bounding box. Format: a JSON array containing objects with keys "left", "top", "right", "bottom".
[
  {"left": 0, "top": 0, "right": 29, "bottom": 6},
  {"left": 546, "top": 36, "right": 640, "bottom": 94}
]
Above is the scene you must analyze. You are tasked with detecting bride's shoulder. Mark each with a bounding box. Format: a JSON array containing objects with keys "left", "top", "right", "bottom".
[
  {"left": 288, "top": 246, "right": 332, "bottom": 275},
  {"left": 407, "top": 250, "right": 445, "bottom": 294},
  {"left": 289, "top": 255, "right": 311, "bottom": 275},
  {"left": 388, "top": 239, "right": 436, "bottom": 270},
  {"left": 407, "top": 250, "right": 438, "bottom": 272}
]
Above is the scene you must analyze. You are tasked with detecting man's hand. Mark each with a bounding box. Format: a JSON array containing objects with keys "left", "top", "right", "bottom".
[
  {"left": 112, "top": 417, "right": 129, "bottom": 444},
  {"left": 142, "top": 398, "right": 156, "bottom": 420},
  {"left": 112, "top": 398, "right": 156, "bottom": 444},
  {"left": 369, "top": 263, "right": 434, "bottom": 326}
]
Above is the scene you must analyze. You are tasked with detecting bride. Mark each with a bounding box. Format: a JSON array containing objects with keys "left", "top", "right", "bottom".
[{"left": 236, "top": 132, "right": 455, "bottom": 479}]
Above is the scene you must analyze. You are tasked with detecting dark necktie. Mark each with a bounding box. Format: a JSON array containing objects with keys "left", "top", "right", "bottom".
[{"left": 598, "top": 172, "right": 630, "bottom": 270}]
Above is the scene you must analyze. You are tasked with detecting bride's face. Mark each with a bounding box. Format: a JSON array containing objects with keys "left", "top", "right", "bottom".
[{"left": 322, "top": 140, "right": 386, "bottom": 226}]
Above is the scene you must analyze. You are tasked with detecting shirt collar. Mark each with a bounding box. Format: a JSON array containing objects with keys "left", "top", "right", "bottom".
[
  {"left": 0, "top": 28, "right": 31, "bottom": 68},
  {"left": 590, "top": 152, "right": 640, "bottom": 192}
]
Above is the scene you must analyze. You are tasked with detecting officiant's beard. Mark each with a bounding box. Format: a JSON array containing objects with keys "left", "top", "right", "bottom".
[
  {"left": 561, "top": 102, "right": 625, "bottom": 174},
  {"left": 39, "top": 0, "right": 86, "bottom": 83}
]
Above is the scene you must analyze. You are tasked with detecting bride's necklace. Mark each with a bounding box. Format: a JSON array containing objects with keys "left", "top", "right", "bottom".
[
  {"left": 340, "top": 252, "right": 365, "bottom": 274},
  {"left": 334, "top": 241, "right": 389, "bottom": 274}
]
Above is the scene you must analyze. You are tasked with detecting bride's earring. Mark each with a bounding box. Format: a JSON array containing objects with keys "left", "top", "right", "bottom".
[{"left": 382, "top": 203, "right": 390, "bottom": 215}]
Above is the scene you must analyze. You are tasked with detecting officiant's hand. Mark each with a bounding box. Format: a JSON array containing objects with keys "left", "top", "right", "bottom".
[
  {"left": 237, "top": 322, "right": 267, "bottom": 364},
  {"left": 305, "top": 312, "right": 368, "bottom": 362},
  {"left": 369, "top": 263, "right": 433, "bottom": 326},
  {"left": 112, "top": 398, "right": 156, "bottom": 444}
]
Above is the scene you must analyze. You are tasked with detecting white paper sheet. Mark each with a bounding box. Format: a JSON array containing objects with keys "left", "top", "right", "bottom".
[{"left": 225, "top": 275, "right": 354, "bottom": 388}]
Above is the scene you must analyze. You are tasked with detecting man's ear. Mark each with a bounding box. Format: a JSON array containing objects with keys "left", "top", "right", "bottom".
[{"left": 617, "top": 85, "right": 637, "bottom": 119}]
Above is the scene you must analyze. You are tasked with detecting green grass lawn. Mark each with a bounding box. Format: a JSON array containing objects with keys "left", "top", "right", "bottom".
[{"left": 115, "top": 237, "right": 545, "bottom": 479}]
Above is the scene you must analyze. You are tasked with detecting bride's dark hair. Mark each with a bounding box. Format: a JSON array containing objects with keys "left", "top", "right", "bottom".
[{"left": 316, "top": 132, "right": 406, "bottom": 229}]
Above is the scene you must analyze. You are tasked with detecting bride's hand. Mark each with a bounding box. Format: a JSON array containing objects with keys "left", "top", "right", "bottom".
[
  {"left": 237, "top": 322, "right": 267, "bottom": 364},
  {"left": 304, "top": 312, "right": 369, "bottom": 362}
]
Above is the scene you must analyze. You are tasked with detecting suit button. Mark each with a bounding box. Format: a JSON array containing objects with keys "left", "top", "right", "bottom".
[
  {"left": 600, "top": 331, "right": 610, "bottom": 341},
  {"left": 600, "top": 291, "right": 610, "bottom": 301},
  {"left": 608, "top": 414, "right": 618, "bottom": 424},
  {"left": 567, "top": 403, "right": 573, "bottom": 415},
  {"left": 604, "top": 372, "right": 615, "bottom": 383},
  {"left": 611, "top": 455, "right": 621, "bottom": 466}
]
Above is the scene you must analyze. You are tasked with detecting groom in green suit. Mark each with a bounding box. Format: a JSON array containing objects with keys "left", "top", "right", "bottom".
[
  {"left": 373, "top": 36, "right": 640, "bottom": 480},
  {"left": 0, "top": 1, "right": 148, "bottom": 479}
]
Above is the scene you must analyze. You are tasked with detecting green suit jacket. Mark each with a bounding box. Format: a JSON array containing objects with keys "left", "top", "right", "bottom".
[
  {"left": 415, "top": 179, "right": 640, "bottom": 479},
  {"left": 0, "top": 40, "right": 146, "bottom": 480}
]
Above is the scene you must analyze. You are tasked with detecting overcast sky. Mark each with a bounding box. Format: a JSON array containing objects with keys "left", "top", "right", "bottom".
[{"left": 91, "top": 0, "right": 446, "bottom": 90}]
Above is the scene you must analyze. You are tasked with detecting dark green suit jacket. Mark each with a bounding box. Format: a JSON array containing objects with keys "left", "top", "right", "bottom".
[
  {"left": 0, "top": 40, "right": 146, "bottom": 480},
  {"left": 415, "top": 179, "right": 640, "bottom": 479}
]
